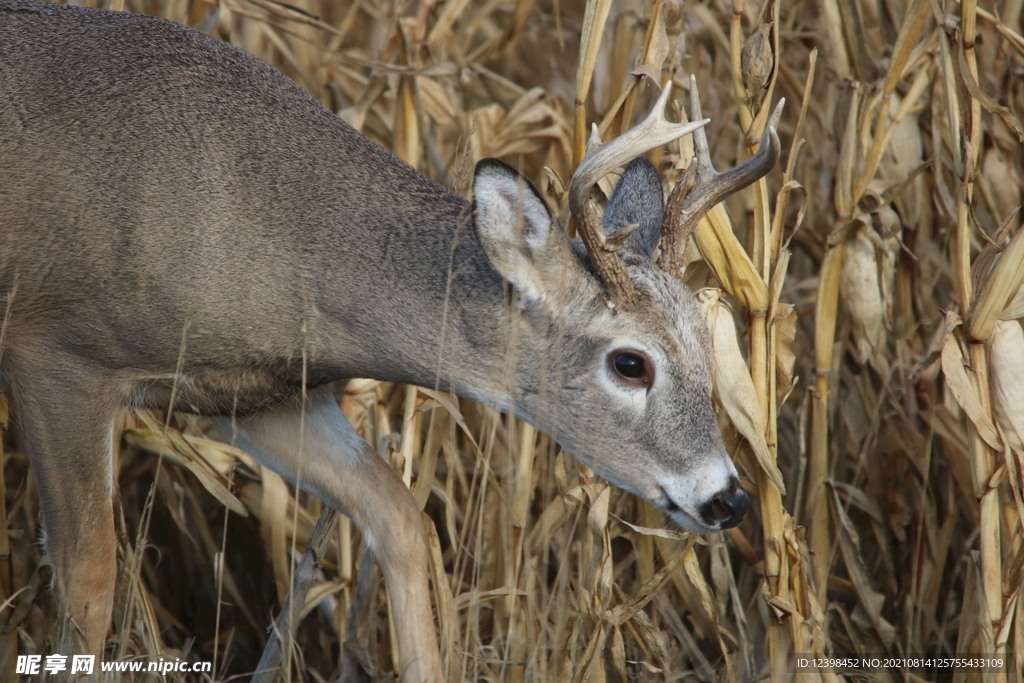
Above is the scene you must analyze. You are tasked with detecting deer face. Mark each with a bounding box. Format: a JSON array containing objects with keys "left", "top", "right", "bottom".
[{"left": 473, "top": 157, "right": 749, "bottom": 532}]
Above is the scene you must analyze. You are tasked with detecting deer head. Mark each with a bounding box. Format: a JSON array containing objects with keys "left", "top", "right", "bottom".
[{"left": 470, "top": 80, "right": 781, "bottom": 530}]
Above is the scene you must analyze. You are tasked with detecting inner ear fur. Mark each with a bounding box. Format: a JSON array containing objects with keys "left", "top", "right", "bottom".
[
  {"left": 472, "top": 159, "right": 576, "bottom": 304},
  {"left": 602, "top": 157, "right": 665, "bottom": 259}
]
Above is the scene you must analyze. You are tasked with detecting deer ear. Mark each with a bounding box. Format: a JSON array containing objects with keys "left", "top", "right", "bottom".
[
  {"left": 473, "top": 159, "right": 565, "bottom": 303},
  {"left": 603, "top": 157, "right": 664, "bottom": 259}
]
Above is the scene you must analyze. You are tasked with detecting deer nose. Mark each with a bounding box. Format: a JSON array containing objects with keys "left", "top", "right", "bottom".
[{"left": 701, "top": 478, "right": 750, "bottom": 528}]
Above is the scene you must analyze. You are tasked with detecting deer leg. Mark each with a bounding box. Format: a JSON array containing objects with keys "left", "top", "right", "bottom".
[
  {"left": 211, "top": 386, "right": 443, "bottom": 683},
  {"left": 7, "top": 352, "right": 118, "bottom": 655}
]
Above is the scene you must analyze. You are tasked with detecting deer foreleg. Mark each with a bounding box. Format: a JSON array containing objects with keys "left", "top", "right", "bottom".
[{"left": 211, "top": 386, "right": 442, "bottom": 683}]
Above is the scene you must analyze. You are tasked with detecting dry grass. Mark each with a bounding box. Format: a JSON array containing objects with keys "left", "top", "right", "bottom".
[{"left": 2, "top": 0, "right": 1023, "bottom": 681}]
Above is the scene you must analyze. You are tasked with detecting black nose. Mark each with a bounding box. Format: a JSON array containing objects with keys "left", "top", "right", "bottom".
[{"left": 700, "top": 479, "right": 750, "bottom": 528}]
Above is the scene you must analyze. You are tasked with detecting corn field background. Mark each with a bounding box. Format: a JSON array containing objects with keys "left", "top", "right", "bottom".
[{"left": 2, "top": 0, "right": 1023, "bottom": 681}]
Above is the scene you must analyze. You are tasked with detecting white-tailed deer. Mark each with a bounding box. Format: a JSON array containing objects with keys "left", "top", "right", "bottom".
[{"left": 0, "top": 0, "right": 781, "bottom": 680}]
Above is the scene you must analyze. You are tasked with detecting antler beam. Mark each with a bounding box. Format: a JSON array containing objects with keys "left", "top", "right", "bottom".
[
  {"left": 569, "top": 82, "right": 708, "bottom": 308},
  {"left": 658, "top": 75, "right": 784, "bottom": 275}
]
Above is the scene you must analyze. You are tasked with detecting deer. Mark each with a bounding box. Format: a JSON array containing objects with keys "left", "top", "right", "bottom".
[{"left": 0, "top": 0, "right": 782, "bottom": 680}]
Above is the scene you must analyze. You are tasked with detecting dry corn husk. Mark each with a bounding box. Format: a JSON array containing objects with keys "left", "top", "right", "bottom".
[
  {"left": 741, "top": 23, "right": 773, "bottom": 110},
  {"left": 981, "top": 146, "right": 1023, "bottom": 222},
  {"left": 698, "top": 289, "right": 785, "bottom": 494},
  {"left": 840, "top": 225, "right": 887, "bottom": 367},
  {"left": 990, "top": 319, "right": 1024, "bottom": 452},
  {"left": 881, "top": 95, "right": 925, "bottom": 229}
]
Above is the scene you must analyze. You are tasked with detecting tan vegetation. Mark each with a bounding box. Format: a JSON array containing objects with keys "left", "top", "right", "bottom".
[{"left": 2, "top": 0, "right": 1023, "bottom": 681}]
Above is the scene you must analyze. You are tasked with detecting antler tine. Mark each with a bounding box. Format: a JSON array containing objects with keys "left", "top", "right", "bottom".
[
  {"left": 658, "top": 76, "right": 784, "bottom": 274},
  {"left": 569, "top": 82, "right": 710, "bottom": 308},
  {"left": 570, "top": 83, "right": 709, "bottom": 199}
]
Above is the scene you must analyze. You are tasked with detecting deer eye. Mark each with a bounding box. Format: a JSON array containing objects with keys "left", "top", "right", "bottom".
[{"left": 609, "top": 351, "right": 653, "bottom": 388}]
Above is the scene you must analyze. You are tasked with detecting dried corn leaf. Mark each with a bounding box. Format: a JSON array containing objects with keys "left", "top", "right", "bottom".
[
  {"left": 1002, "top": 283, "right": 1024, "bottom": 320},
  {"left": 416, "top": 76, "right": 459, "bottom": 129},
  {"left": 124, "top": 427, "right": 247, "bottom": 516},
  {"left": 424, "top": 513, "right": 459, "bottom": 680},
  {"left": 699, "top": 290, "right": 786, "bottom": 494},
  {"left": 297, "top": 581, "right": 343, "bottom": 621},
  {"left": 954, "top": 30, "right": 1024, "bottom": 140},
  {"left": 614, "top": 516, "right": 689, "bottom": 542},
  {"left": 573, "top": 0, "right": 615, "bottom": 164},
  {"left": 606, "top": 551, "right": 686, "bottom": 627},
  {"left": 968, "top": 224, "right": 1024, "bottom": 342},
  {"left": 681, "top": 545, "right": 719, "bottom": 628},
  {"left": 693, "top": 207, "right": 769, "bottom": 312},
  {"left": 775, "top": 303, "right": 798, "bottom": 404},
  {"left": 941, "top": 317, "right": 1003, "bottom": 452},
  {"left": 260, "top": 466, "right": 292, "bottom": 604},
  {"left": 829, "top": 483, "right": 896, "bottom": 648},
  {"left": 426, "top": 0, "right": 473, "bottom": 47},
  {"left": 587, "top": 485, "right": 610, "bottom": 534}
]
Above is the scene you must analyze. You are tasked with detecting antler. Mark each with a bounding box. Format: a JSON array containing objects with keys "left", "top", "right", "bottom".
[
  {"left": 569, "top": 82, "right": 708, "bottom": 309},
  {"left": 657, "top": 76, "right": 784, "bottom": 275}
]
